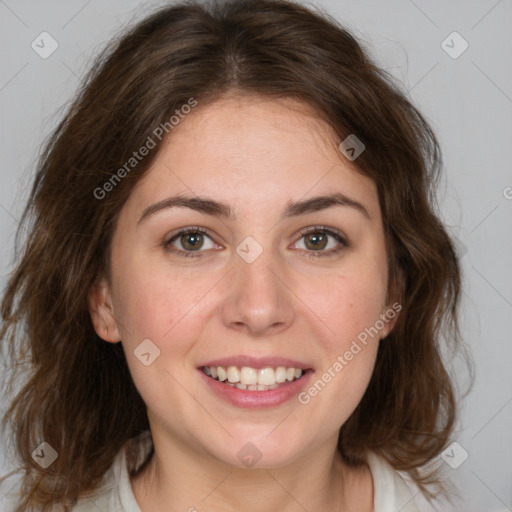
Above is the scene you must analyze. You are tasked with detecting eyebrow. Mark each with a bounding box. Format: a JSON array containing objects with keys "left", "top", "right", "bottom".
[{"left": 137, "top": 192, "right": 371, "bottom": 225}]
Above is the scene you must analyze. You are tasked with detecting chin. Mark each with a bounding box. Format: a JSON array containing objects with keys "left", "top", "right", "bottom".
[{"left": 204, "top": 431, "right": 311, "bottom": 470}]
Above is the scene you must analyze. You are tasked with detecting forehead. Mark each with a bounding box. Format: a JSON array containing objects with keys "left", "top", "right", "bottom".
[
  {"left": 167, "top": 94, "right": 342, "bottom": 170},
  {"left": 125, "top": 94, "right": 381, "bottom": 222}
]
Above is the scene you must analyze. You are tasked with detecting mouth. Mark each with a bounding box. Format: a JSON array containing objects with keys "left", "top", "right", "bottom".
[{"left": 200, "top": 365, "right": 308, "bottom": 392}]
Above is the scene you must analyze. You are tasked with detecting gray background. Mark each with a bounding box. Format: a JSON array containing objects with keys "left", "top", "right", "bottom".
[{"left": 0, "top": 1, "right": 511, "bottom": 511}]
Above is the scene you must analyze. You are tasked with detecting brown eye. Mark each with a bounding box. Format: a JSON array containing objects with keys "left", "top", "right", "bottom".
[
  {"left": 164, "top": 228, "right": 217, "bottom": 258},
  {"left": 303, "top": 232, "right": 328, "bottom": 251},
  {"left": 294, "top": 227, "right": 349, "bottom": 258},
  {"left": 179, "top": 232, "right": 205, "bottom": 251}
]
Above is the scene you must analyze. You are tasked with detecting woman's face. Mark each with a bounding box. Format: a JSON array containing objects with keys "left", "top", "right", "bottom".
[{"left": 90, "top": 94, "right": 398, "bottom": 468}]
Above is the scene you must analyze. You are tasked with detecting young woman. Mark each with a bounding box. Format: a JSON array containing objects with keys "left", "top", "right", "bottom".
[{"left": 0, "top": 0, "right": 470, "bottom": 510}]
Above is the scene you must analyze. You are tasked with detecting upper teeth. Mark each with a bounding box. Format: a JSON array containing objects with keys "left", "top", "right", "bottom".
[{"left": 203, "top": 366, "right": 304, "bottom": 386}]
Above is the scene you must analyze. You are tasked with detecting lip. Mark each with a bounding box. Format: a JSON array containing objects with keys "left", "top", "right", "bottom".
[
  {"left": 198, "top": 367, "right": 314, "bottom": 409},
  {"left": 198, "top": 356, "right": 312, "bottom": 370}
]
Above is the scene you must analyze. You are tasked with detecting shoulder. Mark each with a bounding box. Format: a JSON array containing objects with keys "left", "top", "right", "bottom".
[
  {"left": 0, "top": 461, "right": 120, "bottom": 512},
  {"left": 0, "top": 468, "right": 114, "bottom": 512},
  {"left": 70, "top": 488, "right": 114, "bottom": 512},
  {"left": 0, "top": 469, "right": 24, "bottom": 512},
  {"left": 1, "top": 432, "right": 151, "bottom": 512},
  {"left": 72, "top": 432, "right": 150, "bottom": 512},
  {"left": 70, "top": 452, "right": 126, "bottom": 511},
  {"left": 365, "top": 451, "right": 422, "bottom": 512}
]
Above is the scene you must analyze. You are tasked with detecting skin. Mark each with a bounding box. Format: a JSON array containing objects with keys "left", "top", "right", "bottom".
[{"left": 88, "top": 94, "right": 399, "bottom": 511}]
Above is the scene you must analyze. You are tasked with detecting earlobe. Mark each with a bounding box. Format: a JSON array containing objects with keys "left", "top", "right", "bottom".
[
  {"left": 380, "top": 300, "right": 402, "bottom": 340},
  {"left": 381, "top": 269, "right": 404, "bottom": 339},
  {"left": 87, "top": 278, "right": 121, "bottom": 343}
]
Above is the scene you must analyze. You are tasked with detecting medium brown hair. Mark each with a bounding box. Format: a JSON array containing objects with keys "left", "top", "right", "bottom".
[{"left": 0, "top": 0, "right": 471, "bottom": 509}]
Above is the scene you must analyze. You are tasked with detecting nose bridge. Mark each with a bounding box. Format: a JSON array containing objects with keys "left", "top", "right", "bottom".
[{"left": 221, "top": 236, "right": 295, "bottom": 335}]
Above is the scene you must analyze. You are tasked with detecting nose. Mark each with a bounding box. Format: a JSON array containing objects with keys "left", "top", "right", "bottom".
[{"left": 220, "top": 245, "right": 295, "bottom": 337}]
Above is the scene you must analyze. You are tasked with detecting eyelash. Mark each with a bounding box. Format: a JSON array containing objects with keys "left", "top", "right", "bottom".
[{"left": 163, "top": 225, "right": 349, "bottom": 259}]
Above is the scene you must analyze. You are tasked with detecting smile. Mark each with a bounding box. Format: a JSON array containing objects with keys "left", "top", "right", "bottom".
[{"left": 201, "top": 365, "right": 305, "bottom": 391}]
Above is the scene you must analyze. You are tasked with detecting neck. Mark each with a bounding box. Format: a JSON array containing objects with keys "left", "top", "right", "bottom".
[{"left": 131, "top": 432, "right": 373, "bottom": 512}]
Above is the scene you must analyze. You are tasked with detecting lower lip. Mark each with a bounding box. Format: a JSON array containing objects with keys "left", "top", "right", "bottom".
[{"left": 198, "top": 368, "right": 314, "bottom": 408}]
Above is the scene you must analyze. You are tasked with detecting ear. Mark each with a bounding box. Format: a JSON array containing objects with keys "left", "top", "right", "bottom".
[
  {"left": 88, "top": 277, "right": 121, "bottom": 343},
  {"left": 380, "top": 265, "right": 404, "bottom": 339},
  {"left": 379, "top": 300, "right": 402, "bottom": 339}
]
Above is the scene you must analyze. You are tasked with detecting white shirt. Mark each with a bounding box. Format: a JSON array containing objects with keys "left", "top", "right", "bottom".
[{"left": 1, "top": 430, "right": 422, "bottom": 511}]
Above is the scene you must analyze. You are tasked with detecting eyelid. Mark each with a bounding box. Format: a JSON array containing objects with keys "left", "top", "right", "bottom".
[
  {"left": 297, "top": 225, "right": 348, "bottom": 243},
  {"left": 166, "top": 225, "right": 214, "bottom": 239}
]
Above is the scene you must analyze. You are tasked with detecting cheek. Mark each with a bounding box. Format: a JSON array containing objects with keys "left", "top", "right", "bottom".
[
  {"left": 308, "top": 265, "right": 388, "bottom": 351},
  {"left": 297, "top": 269, "right": 386, "bottom": 422},
  {"left": 112, "top": 258, "right": 213, "bottom": 354},
  {"left": 111, "top": 266, "right": 202, "bottom": 402}
]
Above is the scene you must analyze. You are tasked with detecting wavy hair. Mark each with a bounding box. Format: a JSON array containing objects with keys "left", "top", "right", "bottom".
[{"left": 0, "top": 0, "right": 471, "bottom": 509}]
